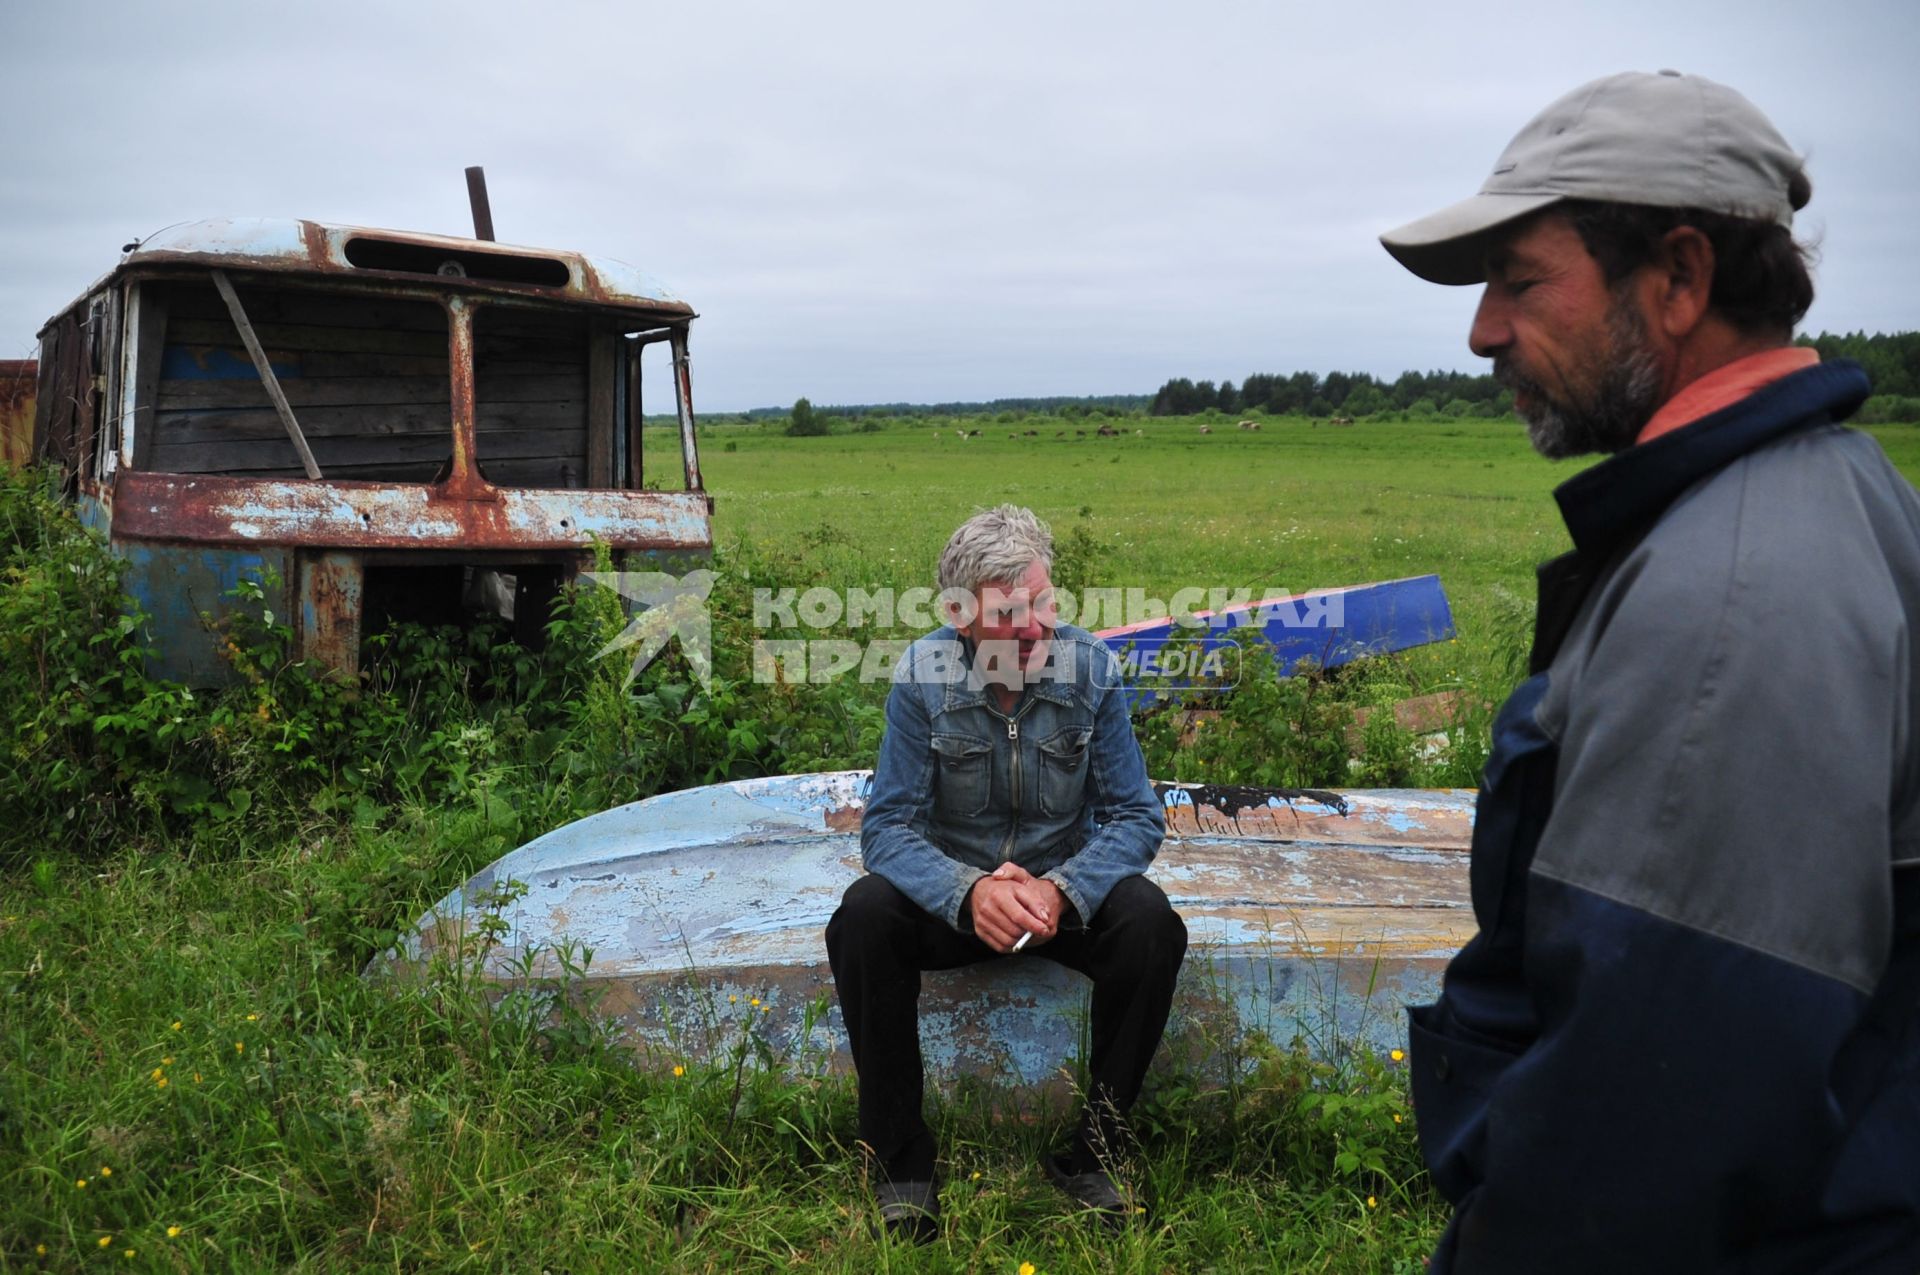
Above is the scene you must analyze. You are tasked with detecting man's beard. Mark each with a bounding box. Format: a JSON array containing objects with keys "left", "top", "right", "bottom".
[{"left": 1498, "top": 292, "right": 1664, "bottom": 459}]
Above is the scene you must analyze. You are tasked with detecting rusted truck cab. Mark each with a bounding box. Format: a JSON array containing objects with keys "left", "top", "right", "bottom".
[{"left": 31, "top": 218, "right": 710, "bottom": 683}]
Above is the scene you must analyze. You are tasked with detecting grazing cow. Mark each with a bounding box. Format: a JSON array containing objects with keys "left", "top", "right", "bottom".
[
  {"left": 1096, "top": 424, "right": 1118, "bottom": 437},
  {"left": 1135, "top": 429, "right": 1144, "bottom": 436},
  {"left": 1055, "top": 431, "right": 1065, "bottom": 438},
  {"left": 1198, "top": 424, "right": 1213, "bottom": 434},
  {"left": 1025, "top": 430, "right": 1038, "bottom": 437},
  {"left": 1331, "top": 415, "right": 1354, "bottom": 426},
  {"left": 968, "top": 429, "right": 981, "bottom": 437},
  {"left": 1238, "top": 420, "right": 1257, "bottom": 429},
  {"left": 1075, "top": 429, "right": 1086, "bottom": 437}
]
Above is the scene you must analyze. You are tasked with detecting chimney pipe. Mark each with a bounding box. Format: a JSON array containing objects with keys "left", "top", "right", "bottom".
[{"left": 465, "top": 167, "right": 495, "bottom": 241}]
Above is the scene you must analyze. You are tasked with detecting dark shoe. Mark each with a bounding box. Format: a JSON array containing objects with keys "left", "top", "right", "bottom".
[
  {"left": 875, "top": 1178, "right": 939, "bottom": 1244},
  {"left": 1043, "top": 1152, "right": 1134, "bottom": 1229}
]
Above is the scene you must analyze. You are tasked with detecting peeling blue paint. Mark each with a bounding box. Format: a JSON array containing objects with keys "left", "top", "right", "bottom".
[{"left": 381, "top": 772, "right": 1477, "bottom": 1083}]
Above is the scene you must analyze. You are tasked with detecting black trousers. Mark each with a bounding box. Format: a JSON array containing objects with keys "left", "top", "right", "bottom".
[{"left": 825, "top": 872, "right": 1188, "bottom": 1182}]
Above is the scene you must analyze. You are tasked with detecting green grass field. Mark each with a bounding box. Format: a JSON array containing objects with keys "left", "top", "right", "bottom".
[{"left": 6, "top": 412, "right": 1918, "bottom": 1272}]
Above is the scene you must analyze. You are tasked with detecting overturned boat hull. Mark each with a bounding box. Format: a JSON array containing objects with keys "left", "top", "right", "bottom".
[{"left": 386, "top": 772, "right": 1475, "bottom": 1084}]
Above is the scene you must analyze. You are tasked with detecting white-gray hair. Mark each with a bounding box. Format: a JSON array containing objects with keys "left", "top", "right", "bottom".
[{"left": 936, "top": 504, "right": 1054, "bottom": 594}]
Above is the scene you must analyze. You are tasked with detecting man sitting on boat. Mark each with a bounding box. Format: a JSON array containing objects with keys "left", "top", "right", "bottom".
[{"left": 826, "top": 503, "right": 1187, "bottom": 1241}]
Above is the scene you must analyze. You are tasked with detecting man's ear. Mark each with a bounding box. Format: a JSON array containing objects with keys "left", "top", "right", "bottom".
[{"left": 1651, "top": 225, "right": 1716, "bottom": 340}]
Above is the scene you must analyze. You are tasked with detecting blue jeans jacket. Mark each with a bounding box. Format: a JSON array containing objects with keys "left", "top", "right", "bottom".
[{"left": 859, "top": 623, "right": 1166, "bottom": 930}]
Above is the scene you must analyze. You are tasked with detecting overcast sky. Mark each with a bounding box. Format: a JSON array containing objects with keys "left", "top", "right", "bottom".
[{"left": 4, "top": 1, "right": 1915, "bottom": 411}]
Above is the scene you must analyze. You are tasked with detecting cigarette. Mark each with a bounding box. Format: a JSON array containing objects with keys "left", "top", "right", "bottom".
[{"left": 1012, "top": 931, "right": 1033, "bottom": 953}]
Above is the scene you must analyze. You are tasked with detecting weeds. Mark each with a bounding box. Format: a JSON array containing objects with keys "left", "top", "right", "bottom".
[{"left": 0, "top": 452, "right": 1495, "bottom": 1270}]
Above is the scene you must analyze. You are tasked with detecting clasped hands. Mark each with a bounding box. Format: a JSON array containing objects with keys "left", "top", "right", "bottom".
[{"left": 967, "top": 861, "right": 1066, "bottom": 953}]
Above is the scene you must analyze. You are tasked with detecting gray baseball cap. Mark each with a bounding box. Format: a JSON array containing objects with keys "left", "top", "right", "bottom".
[{"left": 1381, "top": 70, "right": 1807, "bottom": 285}]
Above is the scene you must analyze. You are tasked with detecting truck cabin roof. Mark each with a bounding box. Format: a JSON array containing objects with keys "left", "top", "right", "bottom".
[{"left": 41, "top": 217, "right": 695, "bottom": 333}]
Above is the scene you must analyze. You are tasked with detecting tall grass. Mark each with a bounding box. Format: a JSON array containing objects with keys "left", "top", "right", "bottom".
[{"left": 0, "top": 420, "right": 1624, "bottom": 1271}]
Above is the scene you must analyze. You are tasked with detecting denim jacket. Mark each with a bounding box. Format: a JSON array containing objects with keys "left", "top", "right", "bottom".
[{"left": 859, "top": 622, "right": 1166, "bottom": 930}]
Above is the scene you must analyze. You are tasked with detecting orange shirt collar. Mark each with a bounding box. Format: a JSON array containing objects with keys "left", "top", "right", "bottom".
[{"left": 1636, "top": 346, "right": 1821, "bottom": 444}]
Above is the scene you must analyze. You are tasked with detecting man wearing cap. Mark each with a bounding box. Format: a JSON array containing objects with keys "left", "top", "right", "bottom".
[{"left": 1380, "top": 72, "right": 1920, "bottom": 1271}]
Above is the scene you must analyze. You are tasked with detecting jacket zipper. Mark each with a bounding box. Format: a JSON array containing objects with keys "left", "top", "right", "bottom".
[{"left": 994, "top": 697, "right": 1036, "bottom": 862}]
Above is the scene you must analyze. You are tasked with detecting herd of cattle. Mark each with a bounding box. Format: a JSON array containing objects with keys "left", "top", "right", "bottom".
[{"left": 941, "top": 418, "right": 1304, "bottom": 440}]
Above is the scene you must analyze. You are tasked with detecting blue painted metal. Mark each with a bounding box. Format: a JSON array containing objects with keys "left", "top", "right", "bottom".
[
  {"left": 382, "top": 772, "right": 1476, "bottom": 1088},
  {"left": 116, "top": 541, "right": 290, "bottom": 684},
  {"left": 1097, "top": 575, "right": 1456, "bottom": 709}
]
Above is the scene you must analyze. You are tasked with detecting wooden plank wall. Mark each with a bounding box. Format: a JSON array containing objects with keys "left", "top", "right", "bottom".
[
  {"left": 148, "top": 282, "right": 590, "bottom": 487},
  {"left": 477, "top": 307, "right": 591, "bottom": 488}
]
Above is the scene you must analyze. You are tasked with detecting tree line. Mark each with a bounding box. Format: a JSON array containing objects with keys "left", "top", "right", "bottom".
[
  {"left": 1150, "top": 369, "right": 1511, "bottom": 419},
  {"left": 1148, "top": 330, "right": 1920, "bottom": 420}
]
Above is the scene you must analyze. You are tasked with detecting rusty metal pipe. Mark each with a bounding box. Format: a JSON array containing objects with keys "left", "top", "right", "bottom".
[
  {"left": 670, "top": 326, "right": 702, "bottom": 493},
  {"left": 465, "top": 167, "right": 495, "bottom": 241}
]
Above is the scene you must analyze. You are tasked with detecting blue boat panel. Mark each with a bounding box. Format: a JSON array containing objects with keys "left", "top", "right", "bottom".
[{"left": 1101, "top": 575, "right": 1457, "bottom": 709}]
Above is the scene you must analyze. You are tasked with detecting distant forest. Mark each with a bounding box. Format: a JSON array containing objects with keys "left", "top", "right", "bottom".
[
  {"left": 1144, "top": 330, "right": 1920, "bottom": 422},
  {"left": 722, "top": 331, "right": 1918, "bottom": 424}
]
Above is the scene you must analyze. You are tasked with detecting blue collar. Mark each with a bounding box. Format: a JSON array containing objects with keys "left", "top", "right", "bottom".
[{"left": 1552, "top": 359, "right": 1870, "bottom": 558}]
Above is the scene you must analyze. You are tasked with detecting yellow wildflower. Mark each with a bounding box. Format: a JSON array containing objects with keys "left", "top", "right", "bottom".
[
  {"left": 161, "top": 1057, "right": 173, "bottom": 1066},
  {"left": 245, "top": 1013, "right": 258, "bottom": 1022},
  {"left": 761, "top": 1004, "right": 770, "bottom": 1014},
  {"left": 36, "top": 1244, "right": 47, "bottom": 1255},
  {"left": 100, "top": 1166, "right": 111, "bottom": 1177},
  {"left": 157, "top": 1076, "right": 169, "bottom": 1089},
  {"left": 970, "top": 1170, "right": 981, "bottom": 1181},
  {"left": 672, "top": 1065, "right": 685, "bottom": 1078},
  {"left": 99, "top": 1236, "right": 113, "bottom": 1248},
  {"left": 728, "top": 994, "right": 738, "bottom": 1003},
  {"left": 123, "top": 1250, "right": 136, "bottom": 1260},
  {"left": 75, "top": 1178, "right": 88, "bottom": 1189},
  {"left": 170, "top": 1020, "right": 182, "bottom": 1031},
  {"left": 235, "top": 1041, "right": 244, "bottom": 1054},
  {"left": 167, "top": 1226, "right": 182, "bottom": 1238},
  {"left": 193, "top": 1073, "right": 202, "bottom": 1083},
  {"left": 1367, "top": 1196, "right": 1378, "bottom": 1209},
  {"left": 1020, "top": 1264, "right": 1037, "bottom": 1275},
  {"left": 1389, "top": 1049, "right": 1404, "bottom": 1062},
  {"left": 151, "top": 1067, "right": 165, "bottom": 1080},
  {"left": 749, "top": 997, "right": 761, "bottom": 1007}
]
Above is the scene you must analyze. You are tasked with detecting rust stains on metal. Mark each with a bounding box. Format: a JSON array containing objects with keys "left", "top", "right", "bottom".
[
  {"left": 110, "top": 471, "right": 711, "bottom": 552},
  {"left": 297, "top": 552, "right": 363, "bottom": 676},
  {"left": 106, "top": 219, "right": 695, "bottom": 321},
  {"left": 438, "top": 295, "right": 487, "bottom": 499},
  {"left": 0, "top": 360, "right": 35, "bottom": 468}
]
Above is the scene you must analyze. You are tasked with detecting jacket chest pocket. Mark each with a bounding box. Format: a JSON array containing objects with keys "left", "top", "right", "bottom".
[
  {"left": 1037, "top": 725, "right": 1093, "bottom": 818},
  {"left": 931, "top": 733, "right": 993, "bottom": 818}
]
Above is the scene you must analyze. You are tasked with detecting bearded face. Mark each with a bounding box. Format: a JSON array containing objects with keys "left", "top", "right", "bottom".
[{"left": 1497, "top": 284, "right": 1665, "bottom": 459}]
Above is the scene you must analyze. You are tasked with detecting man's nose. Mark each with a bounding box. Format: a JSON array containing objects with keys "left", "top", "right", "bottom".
[{"left": 1468, "top": 286, "right": 1511, "bottom": 360}]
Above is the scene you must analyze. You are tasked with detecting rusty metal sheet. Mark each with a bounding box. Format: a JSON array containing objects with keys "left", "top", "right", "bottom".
[
  {"left": 112, "top": 219, "right": 694, "bottom": 319},
  {"left": 382, "top": 772, "right": 1475, "bottom": 1086},
  {"left": 297, "top": 552, "right": 363, "bottom": 675},
  {"left": 114, "top": 539, "right": 292, "bottom": 684},
  {"left": 109, "top": 472, "right": 712, "bottom": 552},
  {"left": 0, "top": 360, "right": 35, "bottom": 468}
]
